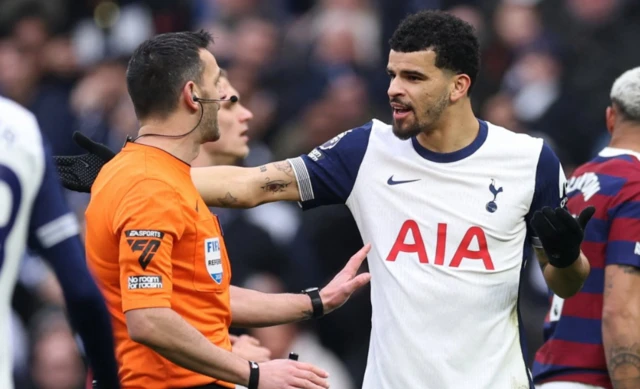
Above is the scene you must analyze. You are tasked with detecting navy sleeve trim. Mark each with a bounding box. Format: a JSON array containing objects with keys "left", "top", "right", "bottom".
[{"left": 527, "top": 142, "right": 567, "bottom": 245}]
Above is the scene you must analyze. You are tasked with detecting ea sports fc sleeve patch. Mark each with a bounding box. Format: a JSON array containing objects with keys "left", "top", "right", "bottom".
[{"left": 113, "top": 179, "right": 186, "bottom": 312}]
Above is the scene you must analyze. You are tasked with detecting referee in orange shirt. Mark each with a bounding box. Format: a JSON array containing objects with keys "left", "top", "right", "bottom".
[{"left": 84, "top": 31, "right": 371, "bottom": 389}]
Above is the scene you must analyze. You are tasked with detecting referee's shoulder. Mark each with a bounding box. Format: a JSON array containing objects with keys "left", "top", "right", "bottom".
[{"left": 94, "top": 154, "right": 180, "bottom": 202}]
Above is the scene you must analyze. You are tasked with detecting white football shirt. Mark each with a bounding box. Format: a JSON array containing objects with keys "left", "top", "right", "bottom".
[
  {"left": 0, "top": 97, "right": 80, "bottom": 389},
  {"left": 288, "top": 119, "right": 566, "bottom": 389}
]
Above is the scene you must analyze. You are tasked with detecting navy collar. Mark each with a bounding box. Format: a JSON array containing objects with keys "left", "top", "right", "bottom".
[{"left": 411, "top": 119, "right": 488, "bottom": 163}]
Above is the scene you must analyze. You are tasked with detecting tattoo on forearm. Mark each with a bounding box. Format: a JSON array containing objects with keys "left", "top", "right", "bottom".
[
  {"left": 621, "top": 265, "right": 640, "bottom": 275},
  {"left": 608, "top": 344, "right": 640, "bottom": 389},
  {"left": 217, "top": 192, "right": 238, "bottom": 207},
  {"left": 302, "top": 309, "right": 313, "bottom": 319},
  {"left": 261, "top": 178, "right": 292, "bottom": 193},
  {"left": 273, "top": 161, "right": 295, "bottom": 178},
  {"left": 259, "top": 165, "right": 267, "bottom": 172}
]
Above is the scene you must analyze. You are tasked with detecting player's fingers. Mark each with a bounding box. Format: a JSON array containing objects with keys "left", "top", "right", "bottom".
[
  {"left": 60, "top": 178, "right": 84, "bottom": 193},
  {"left": 53, "top": 156, "right": 73, "bottom": 167},
  {"left": 228, "top": 334, "right": 239, "bottom": 343},
  {"left": 531, "top": 211, "right": 555, "bottom": 237},
  {"left": 72, "top": 131, "right": 115, "bottom": 161},
  {"left": 542, "top": 207, "right": 564, "bottom": 233},
  {"left": 344, "top": 243, "right": 371, "bottom": 273},
  {"left": 577, "top": 206, "right": 596, "bottom": 230},
  {"left": 73, "top": 131, "right": 97, "bottom": 151},
  {"left": 296, "top": 362, "right": 329, "bottom": 378}
]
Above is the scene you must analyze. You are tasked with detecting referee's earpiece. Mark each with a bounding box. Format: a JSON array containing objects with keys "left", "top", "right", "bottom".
[{"left": 192, "top": 94, "right": 200, "bottom": 103}]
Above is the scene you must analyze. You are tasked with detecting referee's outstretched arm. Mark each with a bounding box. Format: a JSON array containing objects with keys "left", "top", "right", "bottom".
[{"left": 229, "top": 244, "right": 371, "bottom": 327}]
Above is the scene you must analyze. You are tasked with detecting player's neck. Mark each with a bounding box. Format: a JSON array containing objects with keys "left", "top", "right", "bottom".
[
  {"left": 136, "top": 115, "right": 202, "bottom": 164},
  {"left": 609, "top": 122, "right": 640, "bottom": 154},
  {"left": 416, "top": 101, "right": 479, "bottom": 154}
]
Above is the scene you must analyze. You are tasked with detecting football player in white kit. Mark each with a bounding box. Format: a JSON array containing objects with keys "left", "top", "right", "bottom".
[
  {"left": 0, "top": 96, "right": 120, "bottom": 389},
  {"left": 53, "top": 10, "right": 594, "bottom": 389}
]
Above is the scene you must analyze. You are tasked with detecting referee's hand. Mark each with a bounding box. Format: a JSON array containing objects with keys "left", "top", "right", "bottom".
[
  {"left": 258, "top": 359, "right": 329, "bottom": 389},
  {"left": 320, "top": 243, "right": 372, "bottom": 314}
]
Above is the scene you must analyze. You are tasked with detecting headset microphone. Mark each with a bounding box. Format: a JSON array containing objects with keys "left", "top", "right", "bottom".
[
  {"left": 128, "top": 95, "right": 238, "bottom": 143},
  {"left": 193, "top": 95, "right": 238, "bottom": 103}
]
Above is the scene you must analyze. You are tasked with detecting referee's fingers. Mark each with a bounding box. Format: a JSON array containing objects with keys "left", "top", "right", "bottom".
[
  {"left": 239, "top": 334, "right": 260, "bottom": 345},
  {"left": 292, "top": 370, "right": 329, "bottom": 389},
  {"left": 344, "top": 243, "right": 371, "bottom": 274},
  {"left": 346, "top": 272, "right": 371, "bottom": 292},
  {"left": 296, "top": 362, "right": 329, "bottom": 378}
]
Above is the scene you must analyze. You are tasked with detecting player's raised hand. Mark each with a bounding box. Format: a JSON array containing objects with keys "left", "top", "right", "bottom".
[
  {"left": 257, "top": 359, "right": 329, "bottom": 389},
  {"left": 54, "top": 131, "right": 116, "bottom": 193},
  {"left": 320, "top": 243, "right": 372, "bottom": 314},
  {"left": 531, "top": 206, "right": 596, "bottom": 268},
  {"left": 231, "top": 334, "right": 272, "bottom": 362}
]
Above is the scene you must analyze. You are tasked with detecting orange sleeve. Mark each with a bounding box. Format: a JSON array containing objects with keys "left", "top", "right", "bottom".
[{"left": 113, "top": 178, "right": 186, "bottom": 313}]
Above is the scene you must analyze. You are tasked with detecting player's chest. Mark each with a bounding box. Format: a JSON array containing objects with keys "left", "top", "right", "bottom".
[
  {"left": 357, "top": 161, "right": 532, "bottom": 228},
  {"left": 351, "top": 162, "right": 533, "bottom": 272}
]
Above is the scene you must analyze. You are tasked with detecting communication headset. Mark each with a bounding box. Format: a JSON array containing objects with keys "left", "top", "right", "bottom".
[{"left": 129, "top": 94, "right": 238, "bottom": 142}]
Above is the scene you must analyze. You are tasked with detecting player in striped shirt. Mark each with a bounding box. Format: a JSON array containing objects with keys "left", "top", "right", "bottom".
[{"left": 533, "top": 66, "right": 640, "bottom": 389}]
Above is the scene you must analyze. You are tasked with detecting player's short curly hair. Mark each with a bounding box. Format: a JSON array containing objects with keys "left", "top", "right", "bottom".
[{"left": 389, "top": 10, "right": 480, "bottom": 94}]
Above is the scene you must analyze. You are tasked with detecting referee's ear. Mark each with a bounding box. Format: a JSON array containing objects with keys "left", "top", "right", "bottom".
[{"left": 183, "top": 81, "right": 200, "bottom": 112}]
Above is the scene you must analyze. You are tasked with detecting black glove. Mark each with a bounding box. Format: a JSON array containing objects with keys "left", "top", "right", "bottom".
[
  {"left": 531, "top": 206, "right": 595, "bottom": 268},
  {"left": 55, "top": 132, "right": 116, "bottom": 193}
]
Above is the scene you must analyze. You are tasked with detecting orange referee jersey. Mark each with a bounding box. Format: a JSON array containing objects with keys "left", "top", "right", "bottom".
[{"left": 84, "top": 142, "right": 234, "bottom": 389}]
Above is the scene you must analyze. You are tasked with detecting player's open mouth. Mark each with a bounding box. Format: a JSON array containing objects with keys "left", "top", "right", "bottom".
[
  {"left": 391, "top": 102, "right": 412, "bottom": 120},
  {"left": 392, "top": 108, "right": 412, "bottom": 120}
]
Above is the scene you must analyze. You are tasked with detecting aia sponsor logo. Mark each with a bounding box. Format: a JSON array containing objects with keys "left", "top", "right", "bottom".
[{"left": 386, "top": 220, "right": 495, "bottom": 270}]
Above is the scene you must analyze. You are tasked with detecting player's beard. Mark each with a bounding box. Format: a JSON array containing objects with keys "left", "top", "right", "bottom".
[
  {"left": 392, "top": 90, "right": 450, "bottom": 140},
  {"left": 199, "top": 102, "right": 220, "bottom": 143}
]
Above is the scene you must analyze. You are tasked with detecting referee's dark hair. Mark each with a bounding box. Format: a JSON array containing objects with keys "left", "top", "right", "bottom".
[
  {"left": 389, "top": 10, "right": 480, "bottom": 95},
  {"left": 126, "top": 30, "right": 213, "bottom": 119}
]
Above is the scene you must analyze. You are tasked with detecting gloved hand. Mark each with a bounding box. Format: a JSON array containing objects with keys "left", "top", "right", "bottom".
[
  {"left": 55, "top": 132, "right": 116, "bottom": 193},
  {"left": 531, "top": 206, "right": 596, "bottom": 268}
]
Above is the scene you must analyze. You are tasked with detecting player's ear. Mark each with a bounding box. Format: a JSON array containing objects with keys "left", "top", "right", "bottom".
[
  {"left": 450, "top": 73, "right": 471, "bottom": 103},
  {"left": 605, "top": 106, "right": 615, "bottom": 134}
]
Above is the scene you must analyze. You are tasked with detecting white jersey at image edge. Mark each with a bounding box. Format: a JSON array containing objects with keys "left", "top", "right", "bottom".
[
  {"left": 0, "top": 97, "right": 80, "bottom": 389},
  {"left": 288, "top": 118, "right": 566, "bottom": 389}
]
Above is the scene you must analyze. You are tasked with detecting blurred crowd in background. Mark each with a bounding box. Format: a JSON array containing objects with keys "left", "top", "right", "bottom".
[{"left": 2, "top": 0, "right": 640, "bottom": 388}]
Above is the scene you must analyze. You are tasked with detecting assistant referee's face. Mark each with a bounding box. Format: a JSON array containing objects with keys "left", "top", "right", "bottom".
[{"left": 197, "top": 48, "right": 222, "bottom": 143}]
